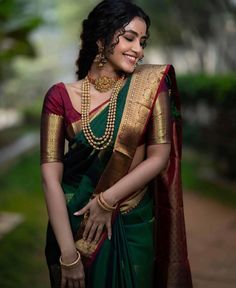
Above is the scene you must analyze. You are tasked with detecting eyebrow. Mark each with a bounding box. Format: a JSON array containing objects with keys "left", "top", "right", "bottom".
[{"left": 124, "top": 29, "right": 147, "bottom": 39}]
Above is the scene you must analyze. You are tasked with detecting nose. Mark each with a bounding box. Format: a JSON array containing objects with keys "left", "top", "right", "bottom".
[{"left": 132, "top": 39, "right": 142, "bottom": 55}]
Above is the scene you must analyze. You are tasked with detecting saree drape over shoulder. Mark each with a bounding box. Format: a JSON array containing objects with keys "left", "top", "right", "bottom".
[{"left": 40, "top": 64, "right": 192, "bottom": 288}]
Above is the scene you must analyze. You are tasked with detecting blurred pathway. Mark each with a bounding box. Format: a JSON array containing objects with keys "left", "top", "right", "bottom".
[
  {"left": 0, "top": 132, "right": 39, "bottom": 166},
  {"left": 184, "top": 191, "right": 236, "bottom": 288}
]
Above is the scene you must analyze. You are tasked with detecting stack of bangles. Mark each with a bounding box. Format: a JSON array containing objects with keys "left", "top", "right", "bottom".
[
  {"left": 96, "top": 192, "right": 117, "bottom": 212},
  {"left": 59, "top": 251, "right": 81, "bottom": 269}
]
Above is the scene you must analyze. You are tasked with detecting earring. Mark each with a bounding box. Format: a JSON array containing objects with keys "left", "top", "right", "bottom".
[
  {"left": 94, "top": 46, "right": 107, "bottom": 69},
  {"left": 134, "top": 56, "right": 144, "bottom": 69},
  {"left": 138, "top": 56, "right": 144, "bottom": 65}
]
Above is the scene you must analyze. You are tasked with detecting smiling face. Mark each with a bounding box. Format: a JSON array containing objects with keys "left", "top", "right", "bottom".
[{"left": 105, "top": 17, "right": 147, "bottom": 74}]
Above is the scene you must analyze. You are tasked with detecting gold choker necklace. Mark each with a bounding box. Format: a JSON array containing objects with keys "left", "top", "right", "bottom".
[
  {"left": 87, "top": 73, "right": 120, "bottom": 93},
  {"left": 81, "top": 75, "right": 125, "bottom": 150}
]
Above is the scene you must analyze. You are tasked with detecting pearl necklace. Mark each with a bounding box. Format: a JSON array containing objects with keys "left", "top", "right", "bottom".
[{"left": 81, "top": 75, "right": 125, "bottom": 150}]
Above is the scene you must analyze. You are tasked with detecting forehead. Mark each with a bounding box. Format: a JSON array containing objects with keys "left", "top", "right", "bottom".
[{"left": 125, "top": 17, "right": 147, "bottom": 36}]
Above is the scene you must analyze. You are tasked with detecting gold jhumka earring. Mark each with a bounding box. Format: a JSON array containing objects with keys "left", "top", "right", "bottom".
[{"left": 94, "top": 46, "right": 107, "bottom": 69}]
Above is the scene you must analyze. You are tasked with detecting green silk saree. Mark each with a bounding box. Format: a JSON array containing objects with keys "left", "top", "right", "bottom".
[{"left": 44, "top": 65, "right": 192, "bottom": 288}]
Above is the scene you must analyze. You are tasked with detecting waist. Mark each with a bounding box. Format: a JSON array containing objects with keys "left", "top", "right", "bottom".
[{"left": 120, "top": 186, "right": 148, "bottom": 214}]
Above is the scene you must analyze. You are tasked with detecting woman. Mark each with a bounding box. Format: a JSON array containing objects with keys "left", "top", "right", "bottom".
[{"left": 40, "top": 0, "right": 192, "bottom": 287}]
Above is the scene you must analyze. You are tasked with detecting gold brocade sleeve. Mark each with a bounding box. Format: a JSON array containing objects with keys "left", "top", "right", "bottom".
[
  {"left": 40, "top": 113, "right": 65, "bottom": 164},
  {"left": 146, "top": 90, "right": 171, "bottom": 145}
]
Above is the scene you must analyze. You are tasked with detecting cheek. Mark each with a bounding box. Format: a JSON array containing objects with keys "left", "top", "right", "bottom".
[
  {"left": 112, "top": 38, "right": 127, "bottom": 54},
  {"left": 109, "top": 47, "right": 124, "bottom": 62}
]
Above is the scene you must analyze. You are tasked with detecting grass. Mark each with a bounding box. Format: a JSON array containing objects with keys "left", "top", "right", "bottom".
[
  {"left": 182, "top": 148, "right": 236, "bottom": 208},
  {"left": 0, "top": 148, "right": 50, "bottom": 288}
]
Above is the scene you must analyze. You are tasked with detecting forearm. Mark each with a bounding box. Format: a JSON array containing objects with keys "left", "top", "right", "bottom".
[
  {"left": 104, "top": 145, "right": 170, "bottom": 205},
  {"left": 43, "top": 180, "right": 77, "bottom": 261}
]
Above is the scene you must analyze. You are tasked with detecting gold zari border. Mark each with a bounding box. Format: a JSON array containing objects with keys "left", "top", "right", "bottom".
[
  {"left": 40, "top": 113, "right": 65, "bottom": 164},
  {"left": 147, "top": 91, "right": 171, "bottom": 145},
  {"left": 94, "top": 65, "right": 168, "bottom": 211}
]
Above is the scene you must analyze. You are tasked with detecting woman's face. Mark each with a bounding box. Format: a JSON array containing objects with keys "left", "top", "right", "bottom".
[{"left": 106, "top": 17, "right": 147, "bottom": 74}]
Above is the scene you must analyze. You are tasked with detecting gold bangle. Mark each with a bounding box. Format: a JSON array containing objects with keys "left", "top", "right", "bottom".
[
  {"left": 96, "top": 195, "right": 112, "bottom": 212},
  {"left": 100, "top": 192, "right": 117, "bottom": 210},
  {"left": 59, "top": 251, "right": 81, "bottom": 268},
  {"left": 98, "top": 192, "right": 117, "bottom": 211}
]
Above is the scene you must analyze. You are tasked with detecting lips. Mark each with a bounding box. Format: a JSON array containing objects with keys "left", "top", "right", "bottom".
[{"left": 124, "top": 54, "right": 137, "bottom": 65}]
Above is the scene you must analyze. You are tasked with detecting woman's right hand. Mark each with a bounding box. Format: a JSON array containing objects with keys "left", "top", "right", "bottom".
[{"left": 60, "top": 253, "right": 85, "bottom": 288}]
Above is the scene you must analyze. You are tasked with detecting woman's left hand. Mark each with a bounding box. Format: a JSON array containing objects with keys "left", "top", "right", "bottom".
[{"left": 74, "top": 197, "right": 113, "bottom": 243}]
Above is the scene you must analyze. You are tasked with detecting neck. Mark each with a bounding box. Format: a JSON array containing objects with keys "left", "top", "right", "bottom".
[{"left": 89, "top": 63, "right": 121, "bottom": 79}]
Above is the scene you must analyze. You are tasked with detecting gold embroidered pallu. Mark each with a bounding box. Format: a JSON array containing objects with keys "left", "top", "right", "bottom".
[{"left": 91, "top": 64, "right": 193, "bottom": 287}]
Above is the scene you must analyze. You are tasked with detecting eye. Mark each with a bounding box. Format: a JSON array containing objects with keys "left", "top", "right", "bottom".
[{"left": 124, "top": 36, "right": 134, "bottom": 42}]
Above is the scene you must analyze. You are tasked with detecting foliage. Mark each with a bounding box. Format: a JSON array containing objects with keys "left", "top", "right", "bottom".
[
  {"left": 0, "top": 149, "right": 49, "bottom": 288},
  {"left": 182, "top": 149, "right": 236, "bottom": 207},
  {"left": 0, "top": 0, "right": 43, "bottom": 81},
  {"left": 136, "top": 0, "right": 236, "bottom": 44},
  {"left": 178, "top": 73, "right": 236, "bottom": 179}
]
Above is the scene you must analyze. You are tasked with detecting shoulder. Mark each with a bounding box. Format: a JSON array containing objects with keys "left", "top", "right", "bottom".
[
  {"left": 44, "top": 82, "right": 64, "bottom": 101},
  {"left": 42, "top": 82, "right": 67, "bottom": 115},
  {"left": 63, "top": 80, "right": 83, "bottom": 96},
  {"left": 44, "top": 81, "right": 78, "bottom": 104},
  {"left": 45, "top": 82, "right": 65, "bottom": 96},
  {"left": 133, "top": 64, "right": 176, "bottom": 86}
]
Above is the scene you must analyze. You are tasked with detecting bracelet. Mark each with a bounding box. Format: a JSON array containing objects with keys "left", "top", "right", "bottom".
[
  {"left": 96, "top": 192, "right": 117, "bottom": 212},
  {"left": 59, "top": 251, "right": 81, "bottom": 269},
  {"left": 100, "top": 192, "right": 117, "bottom": 210},
  {"left": 97, "top": 195, "right": 112, "bottom": 212}
]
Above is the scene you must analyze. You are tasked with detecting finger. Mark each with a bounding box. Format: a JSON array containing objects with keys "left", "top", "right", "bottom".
[
  {"left": 61, "top": 276, "right": 67, "bottom": 288},
  {"left": 106, "top": 221, "right": 112, "bottom": 240},
  {"left": 73, "top": 281, "right": 80, "bottom": 288},
  {"left": 94, "top": 224, "right": 104, "bottom": 243},
  {"left": 83, "top": 219, "right": 93, "bottom": 240},
  {"left": 87, "top": 222, "right": 98, "bottom": 243},
  {"left": 79, "top": 279, "right": 85, "bottom": 288},
  {"left": 74, "top": 204, "right": 89, "bottom": 216},
  {"left": 67, "top": 280, "right": 73, "bottom": 288}
]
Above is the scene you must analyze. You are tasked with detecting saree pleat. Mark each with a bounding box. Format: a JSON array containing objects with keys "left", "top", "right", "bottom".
[{"left": 86, "top": 191, "right": 154, "bottom": 288}]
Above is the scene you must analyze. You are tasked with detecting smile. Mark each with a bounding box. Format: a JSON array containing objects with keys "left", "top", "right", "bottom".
[{"left": 124, "top": 54, "right": 137, "bottom": 65}]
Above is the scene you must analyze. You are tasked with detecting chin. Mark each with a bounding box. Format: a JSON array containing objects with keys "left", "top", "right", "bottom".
[
  {"left": 120, "top": 65, "right": 136, "bottom": 74},
  {"left": 113, "top": 62, "right": 136, "bottom": 75}
]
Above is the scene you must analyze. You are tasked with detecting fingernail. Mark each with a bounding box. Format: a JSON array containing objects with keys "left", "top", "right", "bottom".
[
  {"left": 73, "top": 211, "right": 80, "bottom": 216},
  {"left": 108, "top": 235, "right": 111, "bottom": 240}
]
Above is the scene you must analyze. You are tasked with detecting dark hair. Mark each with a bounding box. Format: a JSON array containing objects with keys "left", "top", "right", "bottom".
[{"left": 76, "top": 0, "right": 150, "bottom": 80}]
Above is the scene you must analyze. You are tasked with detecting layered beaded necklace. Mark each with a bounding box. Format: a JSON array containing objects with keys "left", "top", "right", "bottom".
[{"left": 81, "top": 75, "right": 125, "bottom": 150}]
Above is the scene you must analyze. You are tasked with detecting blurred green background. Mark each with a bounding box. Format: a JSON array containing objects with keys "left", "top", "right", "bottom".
[{"left": 0, "top": 0, "right": 235, "bottom": 287}]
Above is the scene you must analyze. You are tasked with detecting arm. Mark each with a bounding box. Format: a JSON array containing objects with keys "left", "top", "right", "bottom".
[
  {"left": 41, "top": 162, "right": 77, "bottom": 262},
  {"left": 41, "top": 163, "right": 85, "bottom": 288},
  {"left": 103, "top": 143, "right": 170, "bottom": 206},
  {"left": 40, "top": 85, "right": 85, "bottom": 288},
  {"left": 104, "top": 87, "right": 171, "bottom": 204}
]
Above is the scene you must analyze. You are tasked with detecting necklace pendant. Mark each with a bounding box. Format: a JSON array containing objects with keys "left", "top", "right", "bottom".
[
  {"left": 94, "top": 76, "right": 116, "bottom": 93},
  {"left": 88, "top": 73, "right": 123, "bottom": 93}
]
